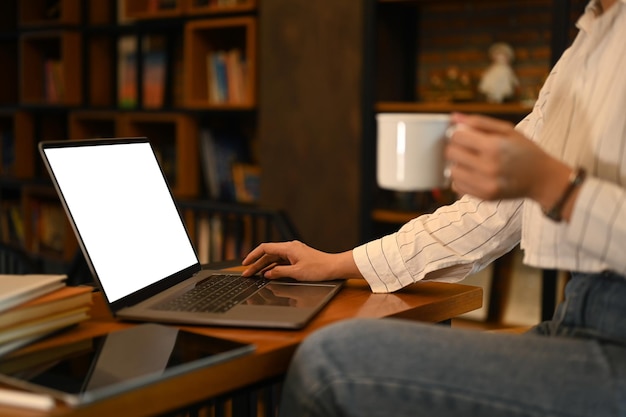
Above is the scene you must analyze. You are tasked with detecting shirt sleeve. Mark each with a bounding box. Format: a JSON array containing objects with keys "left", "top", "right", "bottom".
[
  {"left": 566, "top": 177, "right": 626, "bottom": 275},
  {"left": 353, "top": 195, "right": 524, "bottom": 293}
]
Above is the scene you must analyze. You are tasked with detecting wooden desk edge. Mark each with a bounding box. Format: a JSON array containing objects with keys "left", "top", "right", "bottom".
[{"left": 0, "top": 281, "right": 482, "bottom": 417}]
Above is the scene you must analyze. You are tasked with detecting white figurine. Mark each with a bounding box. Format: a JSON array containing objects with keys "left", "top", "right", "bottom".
[{"left": 478, "top": 42, "right": 519, "bottom": 103}]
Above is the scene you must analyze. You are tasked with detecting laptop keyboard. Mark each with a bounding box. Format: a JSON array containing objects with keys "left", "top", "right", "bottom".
[{"left": 154, "top": 274, "right": 269, "bottom": 313}]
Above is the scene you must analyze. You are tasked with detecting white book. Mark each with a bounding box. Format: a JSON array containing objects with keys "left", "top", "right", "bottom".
[{"left": 0, "top": 275, "right": 66, "bottom": 314}]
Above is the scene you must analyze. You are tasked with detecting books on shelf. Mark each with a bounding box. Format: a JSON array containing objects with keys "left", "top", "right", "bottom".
[
  {"left": 0, "top": 203, "right": 25, "bottom": 245},
  {"left": 198, "top": 128, "right": 251, "bottom": 202},
  {"left": 142, "top": 35, "right": 168, "bottom": 109},
  {"left": 44, "top": 59, "right": 65, "bottom": 103},
  {"left": 30, "top": 200, "right": 68, "bottom": 255},
  {"left": 232, "top": 163, "right": 260, "bottom": 203},
  {"left": 117, "top": 36, "right": 138, "bottom": 109},
  {"left": 0, "top": 276, "right": 93, "bottom": 357},
  {"left": 193, "top": 212, "right": 256, "bottom": 263},
  {"left": 206, "top": 48, "right": 247, "bottom": 105}
]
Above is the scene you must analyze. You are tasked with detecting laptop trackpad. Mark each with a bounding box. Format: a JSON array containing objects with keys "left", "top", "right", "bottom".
[{"left": 241, "top": 282, "right": 337, "bottom": 308}]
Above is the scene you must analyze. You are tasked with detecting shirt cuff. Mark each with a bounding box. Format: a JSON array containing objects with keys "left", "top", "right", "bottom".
[{"left": 352, "top": 235, "right": 416, "bottom": 293}]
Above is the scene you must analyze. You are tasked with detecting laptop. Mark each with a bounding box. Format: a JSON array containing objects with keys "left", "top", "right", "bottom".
[{"left": 39, "top": 137, "right": 343, "bottom": 329}]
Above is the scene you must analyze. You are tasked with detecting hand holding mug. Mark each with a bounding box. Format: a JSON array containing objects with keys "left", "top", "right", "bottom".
[{"left": 445, "top": 113, "right": 572, "bottom": 206}]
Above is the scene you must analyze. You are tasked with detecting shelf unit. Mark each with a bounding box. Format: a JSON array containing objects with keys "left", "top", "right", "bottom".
[
  {"left": 0, "top": 0, "right": 260, "bottom": 270},
  {"left": 1, "top": 0, "right": 588, "bottom": 274},
  {"left": 184, "top": 17, "right": 256, "bottom": 109}
]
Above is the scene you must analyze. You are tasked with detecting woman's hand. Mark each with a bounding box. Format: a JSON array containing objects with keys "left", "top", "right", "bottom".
[
  {"left": 241, "top": 240, "right": 362, "bottom": 281},
  {"left": 445, "top": 113, "right": 573, "bottom": 211}
]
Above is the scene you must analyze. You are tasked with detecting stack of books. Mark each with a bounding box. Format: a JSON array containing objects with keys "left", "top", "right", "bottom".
[{"left": 0, "top": 274, "right": 93, "bottom": 357}]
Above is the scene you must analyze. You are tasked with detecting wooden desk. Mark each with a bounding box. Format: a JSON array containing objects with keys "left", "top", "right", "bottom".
[{"left": 0, "top": 279, "right": 481, "bottom": 417}]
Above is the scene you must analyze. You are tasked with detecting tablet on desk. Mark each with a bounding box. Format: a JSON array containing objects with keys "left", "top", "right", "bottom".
[{"left": 0, "top": 323, "right": 255, "bottom": 406}]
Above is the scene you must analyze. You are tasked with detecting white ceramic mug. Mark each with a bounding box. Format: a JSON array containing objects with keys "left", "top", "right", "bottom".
[{"left": 376, "top": 113, "right": 451, "bottom": 191}]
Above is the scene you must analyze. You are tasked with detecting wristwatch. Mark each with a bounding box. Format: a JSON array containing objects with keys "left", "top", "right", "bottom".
[{"left": 543, "top": 167, "right": 586, "bottom": 222}]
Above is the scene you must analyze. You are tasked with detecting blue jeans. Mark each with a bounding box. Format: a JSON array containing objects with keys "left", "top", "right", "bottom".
[{"left": 278, "top": 272, "right": 626, "bottom": 416}]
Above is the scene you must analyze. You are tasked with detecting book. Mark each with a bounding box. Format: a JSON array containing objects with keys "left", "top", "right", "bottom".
[
  {"left": 117, "top": 36, "right": 138, "bottom": 109},
  {"left": 0, "top": 286, "right": 93, "bottom": 329},
  {"left": 0, "top": 307, "right": 90, "bottom": 346},
  {"left": 225, "top": 48, "right": 246, "bottom": 103},
  {"left": 199, "top": 128, "right": 220, "bottom": 199},
  {"left": 206, "top": 49, "right": 247, "bottom": 104},
  {"left": 232, "top": 162, "right": 260, "bottom": 203},
  {"left": 31, "top": 201, "right": 67, "bottom": 255},
  {"left": 0, "top": 275, "right": 66, "bottom": 314},
  {"left": 0, "top": 333, "right": 55, "bottom": 358},
  {"left": 198, "top": 129, "right": 249, "bottom": 201},
  {"left": 142, "top": 35, "right": 168, "bottom": 109},
  {"left": 0, "top": 337, "right": 93, "bottom": 374}
]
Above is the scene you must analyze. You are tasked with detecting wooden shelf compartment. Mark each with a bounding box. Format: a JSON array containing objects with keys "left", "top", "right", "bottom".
[
  {"left": 69, "top": 111, "right": 120, "bottom": 139},
  {"left": 0, "top": 111, "right": 36, "bottom": 179},
  {"left": 21, "top": 185, "right": 77, "bottom": 262},
  {"left": 20, "top": 31, "right": 82, "bottom": 105},
  {"left": 0, "top": 39, "right": 19, "bottom": 105},
  {"left": 116, "top": 32, "right": 183, "bottom": 110},
  {"left": 0, "top": 196, "right": 25, "bottom": 248},
  {"left": 122, "top": 0, "right": 186, "bottom": 20},
  {"left": 19, "top": 0, "right": 82, "bottom": 27},
  {"left": 0, "top": 1, "right": 18, "bottom": 32},
  {"left": 371, "top": 208, "right": 423, "bottom": 224},
  {"left": 184, "top": 17, "right": 256, "bottom": 109},
  {"left": 87, "top": 0, "right": 115, "bottom": 25},
  {"left": 118, "top": 112, "right": 199, "bottom": 198},
  {"left": 87, "top": 34, "right": 115, "bottom": 107},
  {"left": 376, "top": 101, "right": 533, "bottom": 117},
  {"left": 185, "top": 0, "right": 256, "bottom": 15}
]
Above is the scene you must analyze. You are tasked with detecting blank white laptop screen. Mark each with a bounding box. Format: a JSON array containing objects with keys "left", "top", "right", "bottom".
[{"left": 43, "top": 141, "right": 198, "bottom": 302}]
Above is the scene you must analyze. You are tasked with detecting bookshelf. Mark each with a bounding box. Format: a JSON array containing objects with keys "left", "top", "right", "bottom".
[
  {"left": 21, "top": 186, "right": 77, "bottom": 262},
  {"left": 184, "top": 17, "right": 256, "bottom": 109},
  {"left": 0, "top": 0, "right": 259, "bottom": 270},
  {"left": 1, "top": 0, "right": 587, "bottom": 276}
]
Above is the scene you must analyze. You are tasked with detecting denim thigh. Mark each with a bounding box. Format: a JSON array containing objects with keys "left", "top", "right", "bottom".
[
  {"left": 529, "top": 271, "right": 626, "bottom": 345},
  {"left": 280, "top": 315, "right": 626, "bottom": 416}
]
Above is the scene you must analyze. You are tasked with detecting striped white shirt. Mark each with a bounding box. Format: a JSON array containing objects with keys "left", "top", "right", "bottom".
[{"left": 354, "top": 0, "right": 626, "bottom": 293}]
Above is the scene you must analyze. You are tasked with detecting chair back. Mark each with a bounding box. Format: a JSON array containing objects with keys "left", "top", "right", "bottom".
[
  {"left": 0, "top": 243, "right": 40, "bottom": 274},
  {"left": 177, "top": 200, "right": 299, "bottom": 264}
]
